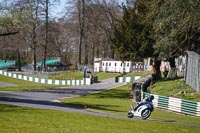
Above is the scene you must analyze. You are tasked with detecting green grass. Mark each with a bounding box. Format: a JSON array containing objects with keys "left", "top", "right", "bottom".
[
  {"left": 124, "top": 71, "right": 153, "bottom": 77},
  {"left": 1, "top": 72, "right": 200, "bottom": 132},
  {"left": 0, "top": 75, "right": 60, "bottom": 91},
  {"left": 96, "top": 72, "right": 120, "bottom": 80},
  {"left": 61, "top": 83, "right": 200, "bottom": 125},
  {"left": 150, "top": 78, "right": 200, "bottom": 102},
  {"left": 17, "top": 71, "right": 84, "bottom": 80},
  {"left": 0, "top": 104, "right": 199, "bottom": 133},
  {"left": 96, "top": 71, "right": 152, "bottom": 80},
  {"left": 48, "top": 71, "right": 84, "bottom": 80},
  {"left": 13, "top": 71, "right": 120, "bottom": 80},
  {"left": 0, "top": 71, "right": 120, "bottom": 91}
]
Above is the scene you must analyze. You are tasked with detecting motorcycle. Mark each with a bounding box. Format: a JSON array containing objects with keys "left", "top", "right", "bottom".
[{"left": 127, "top": 102, "right": 154, "bottom": 120}]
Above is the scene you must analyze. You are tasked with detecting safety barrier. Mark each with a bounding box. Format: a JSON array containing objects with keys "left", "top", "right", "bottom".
[
  {"left": 115, "top": 76, "right": 141, "bottom": 83},
  {"left": 0, "top": 70, "right": 91, "bottom": 86},
  {"left": 142, "top": 92, "right": 200, "bottom": 117}
]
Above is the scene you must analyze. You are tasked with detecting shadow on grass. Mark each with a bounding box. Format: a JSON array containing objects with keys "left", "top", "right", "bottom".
[
  {"left": 0, "top": 95, "right": 124, "bottom": 113},
  {"left": 0, "top": 104, "right": 33, "bottom": 112},
  {"left": 1, "top": 97, "right": 200, "bottom": 127},
  {"left": 155, "top": 77, "right": 184, "bottom": 83},
  {"left": 148, "top": 118, "right": 200, "bottom": 127},
  {"left": 63, "top": 102, "right": 124, "bottom": 113},
  {"left": 94, "top": 89, "right": 130, "bottom": 99}
]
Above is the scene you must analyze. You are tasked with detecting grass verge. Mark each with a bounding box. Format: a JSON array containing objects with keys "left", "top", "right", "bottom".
[
  {"left": 0, "top": 104, "right": 199, "bottom": 133},
  {"left": 123, "top": 71, "right": 153, "bottom": 77},
  {"left": 61, "top": 83, "right": 200, "bottom": 125},
  {"left": 150, "top": 78, "right": 200, "bottom": 102},
  {"left": 0, "top": 75, "right": 61, "bottom": 91}
]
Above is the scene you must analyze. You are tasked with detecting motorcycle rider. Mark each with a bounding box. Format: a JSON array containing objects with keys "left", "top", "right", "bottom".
[{"left": 134, "top": 95, "right": 154, "bottom": 111}]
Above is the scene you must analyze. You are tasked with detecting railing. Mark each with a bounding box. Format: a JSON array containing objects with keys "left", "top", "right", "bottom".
[
  {"left": 142, "top": 92, "right": 200, "bottom": 117},
  {"left": 0, "top": 70, "right": 91, "bottom": 86},
  {"left": 115, "top": 76, "right": 142, "bottom": 83}
]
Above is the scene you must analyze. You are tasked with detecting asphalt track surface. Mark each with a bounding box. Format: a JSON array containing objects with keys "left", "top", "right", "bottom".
[{"left": 0, "top": 78, "right": 200, "bottom": 127}]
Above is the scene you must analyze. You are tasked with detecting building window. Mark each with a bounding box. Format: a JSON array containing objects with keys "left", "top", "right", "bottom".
[
  {"left": 106, "top": 63, "right": 108, "bottom": 66},
  {"left": 109, "top": 63, "right": 111, "bottom": 66},
  {"left": 121, "top": 63, "right": 123, "bottom": 67},
  {"left": 127, "top": 63, "right": 129, "bottom": 67},
  {"left": 102, "top": 63, "right": 104, "bottom": 66},
  {"left": 115, "top": 63, "right": 117, "bottom": 66}
]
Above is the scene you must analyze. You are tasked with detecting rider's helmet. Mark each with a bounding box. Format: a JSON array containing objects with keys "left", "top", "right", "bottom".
[{"left": 149, "top": 95, "right": 154, "bottom": 101}]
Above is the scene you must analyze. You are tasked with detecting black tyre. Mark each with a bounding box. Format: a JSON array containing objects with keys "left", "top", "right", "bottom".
[
  {"left": 141, "top": 109, "right": 151, "bottom": 120},
  {"left": 127, "top": 111, "right": 134, "bottom": 118}
]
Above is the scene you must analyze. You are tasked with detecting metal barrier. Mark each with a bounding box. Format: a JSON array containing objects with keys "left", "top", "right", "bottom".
[
  {"left": 0, "top": 70, "right": 91, "bottom": 86},
  {"left": 186, "top": 51, "right": 200, "bottom": 93},
  {"left": 115, "top": 76, "right": 141, "bottom": 83},
  {"left": 142, "top": 92, "right": 200, "bottom": 117}
]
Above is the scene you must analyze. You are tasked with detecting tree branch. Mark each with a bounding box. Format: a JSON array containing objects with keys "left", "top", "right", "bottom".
[{"left": 0, "top": 31, "right": 19, "bottom": 36}]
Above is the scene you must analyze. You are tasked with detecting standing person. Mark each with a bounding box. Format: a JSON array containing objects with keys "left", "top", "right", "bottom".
[
  {"left": 152, "top": 64, "right": 156, "bottom": 73},
  {"left": 89, "top": 72, "right": 93, "bottom": 84},
  {"left": 163, "top": 64, "right": 169, "bottom": 78},
  {"left": 151, "top": 64, "right": 156, "bottom": 81}
]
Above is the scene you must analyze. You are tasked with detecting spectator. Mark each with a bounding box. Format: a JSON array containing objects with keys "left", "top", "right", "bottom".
[
  {"left": 89, "top": 73, "right": 93, "bottom": 84},
  {"left": 152, "top": 64, "right": 156, "bottom": 73},
  {"left": 163, "top": 64, "right": 169, "bottom": 78}
]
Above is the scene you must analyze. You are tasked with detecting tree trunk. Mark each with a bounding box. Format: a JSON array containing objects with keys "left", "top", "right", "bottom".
[
  {"left": 111, "top": 45, "right": 115, "bottom": 59},
  {"left": 78, "top": 0, "right": 85, "bottom": 67},
  {"left": 0, "top": 31, "right": 18, "bottom": 36},
  {"left": 91, "top": 42, "right": 95, "bottom": 65},
  {"left": 154, "top": 60, "right": 162, "bottom": 80},
  {"left": 33, "top": 0, "right": 38, "bottom": 71},
  {"left": 169, "top": 57, "right": 176, "bottom": 68},
  {"left": 32, "top": 25, "right": 37, "bottom": 71},
  {"left": 43, "top": 0, "right": 49, "bottom": 71},
  {"left": 33, "top": 47, "right": 36, "bottom": 71},
  {"left": 17, "top": 49, "right": 21, "bottom": 71}
]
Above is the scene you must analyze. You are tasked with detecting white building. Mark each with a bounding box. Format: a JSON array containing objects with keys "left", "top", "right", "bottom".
[{"left": 94, "top": 58, "right": 132, "bottom": 73}]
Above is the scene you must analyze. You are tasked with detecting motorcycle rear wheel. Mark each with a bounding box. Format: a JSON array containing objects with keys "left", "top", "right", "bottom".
[{"left": 141, "top": 109, "right": 151, "bottom": 120}]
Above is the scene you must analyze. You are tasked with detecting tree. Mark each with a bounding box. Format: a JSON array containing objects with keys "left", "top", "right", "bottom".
[
  {"left": 77, "top": 0, "right": 85, "bottom": 67},
  {"left": 149, "top": 0, "right": 200, "bottom": 66},
  {"left": 113, "top": 0, "right": 200, "bottom": 80},
  {"left": 0, "top": 1, "right": 19, "bottom": 36},
  {"left": 113, "top": 0, "right": 161, "bottom": 79},
  {"left": 13, "top": 0, "right": 41, "bottom": 71},
  {"left": 63, "top": 0, "right": 122, "bottom": 68},
  {"left": 113, "top": 2, "right": 154, "bottom": 59}
]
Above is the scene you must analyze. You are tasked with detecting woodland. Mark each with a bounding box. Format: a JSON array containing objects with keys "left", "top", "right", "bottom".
[{"left": 1, "top": 0, "right": 200, "bottom": 79}]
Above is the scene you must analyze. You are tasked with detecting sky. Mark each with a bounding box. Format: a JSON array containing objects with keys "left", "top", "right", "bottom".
[
  {"left": 50, "top": 0, "right": 66, "bottom": 19},
  {"left": 0, "top": 0, "right": 126, "bottom": 19},
  {"left": 50, "top": 0, "right": 126, "bottom": 19}
]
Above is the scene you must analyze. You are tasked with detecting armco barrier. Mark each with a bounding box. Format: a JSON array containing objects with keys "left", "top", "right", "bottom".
[
  {"left": 115, "top": 76, "right": 141, "bottom": 83},
  {"left": 142, "top": 92, "right": 200, "bottom": 117},
  {"left": 0, "top": 70, "right": 91, "bottom": 86}
]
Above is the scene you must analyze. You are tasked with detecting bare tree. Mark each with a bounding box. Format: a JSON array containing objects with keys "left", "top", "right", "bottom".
[
  {"left": 60, "top": 0, "right": 122, "bottom": 68},
  {"left": 77, "top": 0, "right": 85, "bottom": 67}
]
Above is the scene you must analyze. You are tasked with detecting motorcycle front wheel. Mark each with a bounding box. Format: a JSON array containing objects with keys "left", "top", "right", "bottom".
[
  {"left": 127, "top": 111, "right": 134, "bottom": 118},
  {"left": 141, "top": 109, "right": 151, "bottom": 120}
]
